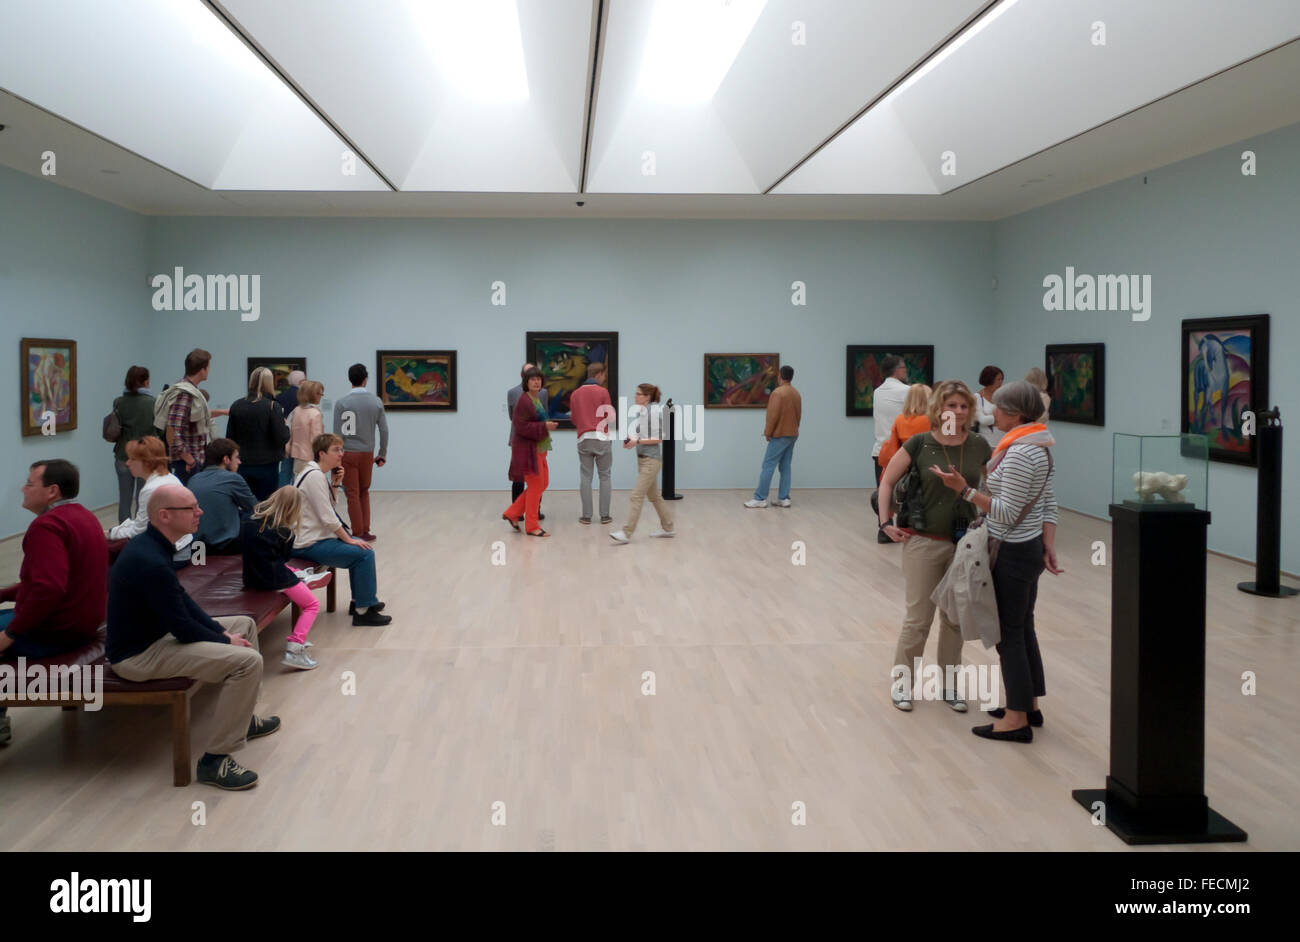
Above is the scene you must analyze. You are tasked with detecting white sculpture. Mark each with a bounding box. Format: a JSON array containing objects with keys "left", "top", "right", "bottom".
[{"left": 1133, "top": 470, "right": 1189, "bottom": 503}]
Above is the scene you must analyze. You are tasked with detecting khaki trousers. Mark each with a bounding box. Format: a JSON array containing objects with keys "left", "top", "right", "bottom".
[
  {"left": 892, "top": 536, "right": 964, "bottom": 690},
  {"left": 624, "top": 456, "right": 673, "bottom": 535},
  {"left": 112, "top": 615, "right": 262, "bottom": 756}
]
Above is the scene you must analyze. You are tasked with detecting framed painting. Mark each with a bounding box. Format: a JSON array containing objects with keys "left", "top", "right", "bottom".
[
  {"left": 703, "top": 353, "right": 780, "bottom": 408},
  {"left": 1045, "top": 343, "right": 1105, "bottom": 426},
  {"left": 1181, "top": 314, "right": 1270, "bottom": 466},
  {"left": 525, "top": 331, "right": 617, "bottom": 429},
  {"left": 247, "top": 357, "right": 307, "bottom": 397},
  {"left": 20, "top": 338, "right": 77, "bottom": 437},
  {"left": 376, "top": 350, "right": 457, "bottom": 410},
  {"left": 845, "top": 345, "right": 934, "bottom": 416}
]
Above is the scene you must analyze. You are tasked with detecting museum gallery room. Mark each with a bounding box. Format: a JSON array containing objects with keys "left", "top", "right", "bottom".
[{"left": 1, "top": 0, "right": 1298, "bottom": 856}]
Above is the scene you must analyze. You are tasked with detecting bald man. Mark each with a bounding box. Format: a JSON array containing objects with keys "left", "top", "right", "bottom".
[
  {"left": 276, "top": 370, "right": 306, "bottom": 486},
  {"left": 107, "top": 484, "right": 280, "bottom": 790}
]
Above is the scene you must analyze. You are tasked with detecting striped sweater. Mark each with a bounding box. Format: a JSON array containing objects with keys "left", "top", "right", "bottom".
[{"left": 986, "top": 443, "right": 1058, "bottom": 543}]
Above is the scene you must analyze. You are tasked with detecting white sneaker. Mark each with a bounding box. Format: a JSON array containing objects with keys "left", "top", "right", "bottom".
[
  {"left": 776, "top": 498, "right": 792, "bottom": 508},
  {"left": 609, "top": 530, "right": 630, "bottom": 544},
  {"left": 649, "top": 529, "right": 674, "bottom": 538},
  {"left": 744, "top": 499, "right": 768, "bottom": 508},
  {"left": 282, "top": 642, "right": 318, "bottom": 671}
]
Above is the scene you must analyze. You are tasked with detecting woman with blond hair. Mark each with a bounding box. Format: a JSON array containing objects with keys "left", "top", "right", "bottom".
[
  {"left": 226, "top": 366, "right": 290, "bottom": 502},
  {"left": 108, "top": 436, "right": 181, "bottom": 540},
  {"left": 1025, "top": 367, "right": 1052, "bottom": 420},
  {"left": 241, "top": 485, "right": 323, "bottom": 670},
  {"left": 289, "top": 380, "right": 325, "bottom": 476},
  {"left": 877, "top": 380, "right": 992, "bottom": 712}
]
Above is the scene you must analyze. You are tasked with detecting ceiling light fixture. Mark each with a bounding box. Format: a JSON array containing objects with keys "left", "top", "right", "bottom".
[
  {"left": 885, "top": 0, "right": 1020, "bottom": 103},
  {"left": 408, "top": 0, "right": 531, "bottom": 104},
  {"left": 637, "top": 0, "right": 767, "bottom": 105}
]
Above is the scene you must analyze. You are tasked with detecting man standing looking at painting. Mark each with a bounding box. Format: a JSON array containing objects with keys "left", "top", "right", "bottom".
[
  {"left": 745, "top": 365, "right": 801, "bottom": 509},
  {"left": 506, "top": 363, "right": 547, "bottom": 520},
  {"left": 570, "top": 361, "right": 613, "bottom": 525},
  {"left": 333, "top": 364, "right": 388, "bottom": 542},
  {"left": 155, "top": 348, "right": 228, "bottom": 485}
]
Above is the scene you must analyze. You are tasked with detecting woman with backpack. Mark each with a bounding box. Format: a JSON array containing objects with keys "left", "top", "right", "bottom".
[
  {"left": 877, "top": 380, "right": 992, "bottom": 713},
  {"left": 106, "top": 366, "right": 157, "bottom": 522}
]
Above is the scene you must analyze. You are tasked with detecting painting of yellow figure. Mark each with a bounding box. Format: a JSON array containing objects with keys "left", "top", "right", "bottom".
[
  {"left": 525, "top": 332, "right": 618, "bottom": 430},
  {"left": 21, "top": 338, "right": 77, "bottom": 436},
  {"left": 376, "top": 350, "right": 457, "bottom": 411}
]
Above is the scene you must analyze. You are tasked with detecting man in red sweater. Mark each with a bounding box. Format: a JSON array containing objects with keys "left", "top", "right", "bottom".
[
  {"left": 0, "top": 459, "right": 108, "bottom": 746},
  {"left": 569, "top": 361, "right": 614, "bottom": 525}
]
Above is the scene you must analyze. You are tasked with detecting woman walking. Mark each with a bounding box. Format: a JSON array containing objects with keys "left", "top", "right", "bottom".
[
  {"left": 226, "top": 367, "right": 290, "bottom": 502},
  {"left": 609, "top": 384, "right": 674, "bottom": 544},
  {"left": 109, "top": 366, "right": 156, "bottom": 522},
  {"left": 932, "top": 380, "right": 1060, "bottom": 742},
  {"left": 504, "top": 367, "right": 558, "bottom": 537},
  {"left": 289, "top": 380, "right": 325, "bottom": 477},
  {"left": 877, "top": 380, "right": 992, "bottom": 712}
]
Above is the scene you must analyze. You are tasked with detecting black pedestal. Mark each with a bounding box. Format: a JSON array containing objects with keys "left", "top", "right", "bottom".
[
  {"left": 1073, "top": 504, "right": 1246, "bottom": 845},
  {"left": 1238, "top": 416, "right": 1297, "bottom": 597},
  {"left": 662, "top": 398, "right": 683, "bottom": 500}
]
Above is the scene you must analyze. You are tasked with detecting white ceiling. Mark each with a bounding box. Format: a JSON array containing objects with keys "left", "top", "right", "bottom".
[{"left": 1, "top": 0, "right": 1298, "bottom": 218}]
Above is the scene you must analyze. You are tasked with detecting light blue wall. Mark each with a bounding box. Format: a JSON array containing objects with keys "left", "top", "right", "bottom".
[
  {"left": 0, "top": 166, "right": 149, "bottom": 539},
  {"left": 143, "top": 217, "right": 996, "bottom": 494},
  {"left": 993, "top": 122, "right": 1300, "bottom": 571}
]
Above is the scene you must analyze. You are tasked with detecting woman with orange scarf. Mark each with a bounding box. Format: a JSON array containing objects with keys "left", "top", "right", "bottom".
[{"left": 932, "top": 380, "right": 1062, "bottom": 743}]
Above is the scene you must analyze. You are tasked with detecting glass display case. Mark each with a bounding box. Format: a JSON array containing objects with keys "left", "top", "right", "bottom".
[{"left": 1112, "top": 433, "right": 1209, "bottom": 510}]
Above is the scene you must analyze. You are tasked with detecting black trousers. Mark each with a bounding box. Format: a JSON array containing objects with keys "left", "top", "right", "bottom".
[
  {"left": 874, "top": 461, "right": 883, "bottom": 487},
  {"left": 992, "top": 535, "right": 1046, "bottom": 712},
  {"left": 510, "top": 480, "right": 541, "bottom": 511}
]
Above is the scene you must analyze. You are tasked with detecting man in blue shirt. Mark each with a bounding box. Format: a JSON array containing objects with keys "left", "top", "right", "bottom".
[
  {"left": 188, "top": 438, "right": 257, "bottom": 554},
  {"left": 108, "top": 483, "right": 279, "bottom": 790}
]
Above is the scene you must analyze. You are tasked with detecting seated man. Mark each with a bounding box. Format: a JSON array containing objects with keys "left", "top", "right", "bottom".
[
  {"left": 107, "top": 484, "right": 280, "bottom": 790},
  {"left": 188, "top": 438, "right": 257, "bottom": 554},
  {"left": 293, "top": 433, "right": 392, "bottom": 626},
  {"left": 0, "top": 460, "right": 108, "bottom": 747}
]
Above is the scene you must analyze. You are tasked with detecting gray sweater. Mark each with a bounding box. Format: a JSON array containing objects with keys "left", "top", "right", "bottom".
[{"left": 333, "top": 387, "right": 389, "bottom": 457}]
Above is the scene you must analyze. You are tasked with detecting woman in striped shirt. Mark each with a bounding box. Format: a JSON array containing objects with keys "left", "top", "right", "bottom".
[{"left": 932, "top": 380, "right": 1062, "bottom": 743}]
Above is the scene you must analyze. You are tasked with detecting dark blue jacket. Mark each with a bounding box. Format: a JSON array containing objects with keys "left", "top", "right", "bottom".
[
  {"left": 189, "top": 467, "right": 256, "bottom": 546},
  {"left": 107, "top": 525, "right": 230, "bottom": 663}
]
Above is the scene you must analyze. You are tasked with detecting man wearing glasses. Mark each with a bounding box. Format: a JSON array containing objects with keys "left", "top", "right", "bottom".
[
  {"left": 107, "top": 483, "right": 280, "bottom": 790},
  {"left": 0, "top": 460, "right": 108, "bottom": 747}
]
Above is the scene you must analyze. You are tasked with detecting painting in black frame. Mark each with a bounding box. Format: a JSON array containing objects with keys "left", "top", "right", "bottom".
[
  {"left": 376, "top": 350, "right": 457, "bottom": 410},
  {"left": 525, "top": 331, "right": 618, "bottom": 429},
  {"left": 1045, "top": 343, "right": 1105, "bottom": 426},
  {"left": 1181, "top": 314, "right": 1269, "bottom": 466},
  {"left": 845, "top": 345, "right": 934, "bottom": 416},
  {"left": 247, "top": 357, "right": 307, "bottom": 398}
]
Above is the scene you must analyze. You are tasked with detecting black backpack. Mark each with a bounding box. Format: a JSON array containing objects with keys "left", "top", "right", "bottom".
[{"left": 102, "top": 399, "right": 123, "bottom": 443}]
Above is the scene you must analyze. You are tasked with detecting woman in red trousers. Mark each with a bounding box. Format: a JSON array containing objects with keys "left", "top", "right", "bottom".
[{"left": 504, "top": 367, "right": 558, "bottom": 537}]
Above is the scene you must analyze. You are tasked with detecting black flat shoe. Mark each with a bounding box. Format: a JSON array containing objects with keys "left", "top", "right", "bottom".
[
  {"left": 348, "top": 601, "right": 386, "bottom": 615},
  {"left": 988, "top": 707, "right": 1043, "bottom": 727},
  {"left": 972, "top": 723, "right": 1032, "bottom": 743}
]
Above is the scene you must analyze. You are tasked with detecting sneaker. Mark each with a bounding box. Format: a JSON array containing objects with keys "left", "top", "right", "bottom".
[
  {"left": 649, "top": 529, "right": 674, "bottom": 538},
  {"left": 247, "top": 715, "right": 281, "bottom": 740},
  {"left": 348, "top": 600, "right": 386, "bottom": 615},
  {"left": 609, "top": 530, "right": 630, "bottom": 544},
  {"left": 776, "top": 498, "right": 792, "bottom": 508},
  {"left": 353, "top": 608, "right": 393, "bottom": 626},
  {"left": 600, "top": 516, "right": 613, "bottom": 524},
  {"left": 944, "top": 692, "right": 969, "bottom": 713},
  {"left": 744, "top": 499, "right": 768, "bottom": 509},
  {"left": 579, "top": 517, "right": 591, "bottom": 525},
  {"left": 282, "top": 642, "right": 318, "bottom": 671},
  {"left": 891, "top": 690, "right": 913, "bottom": 712},
  {"left": 0, "top": 714, "right": 10, "bottom": 747},
  {"left": 197, "top": 754, "right": 259, "bottom": 790}
]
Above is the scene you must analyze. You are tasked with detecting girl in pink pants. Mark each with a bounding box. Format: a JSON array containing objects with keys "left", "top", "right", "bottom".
[{"left": 241, "top": 487, "right": 323, "bottom": 670}]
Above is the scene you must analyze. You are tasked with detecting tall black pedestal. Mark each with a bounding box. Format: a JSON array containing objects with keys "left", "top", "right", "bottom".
[
  {"left": 1238, "top": 411, "right": 1297, "bottom": 597},
  {"left": 662, "top": 398, "right": 683, "bottom": 501},
  {"left": 1071, "top": 503, "right": 1246, "bottom": 844}
]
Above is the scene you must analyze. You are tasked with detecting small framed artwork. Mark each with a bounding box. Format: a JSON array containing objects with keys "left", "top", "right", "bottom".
[
  {"left": 1181, "top": 314, "right": 1270, "bottom": 466},
  {"left": 376, "top": 350, "right": 457, "bottom": 410},
  {"left": 703, "top": 353, "right": 780, "bottom": 408},
  {"left": 1045, "top": 343, "right": 1105, "bottom": 426},
  {"left": 247, "top": 357, "right": 307, "bottom": 397},
  {"left": 21, "top": 338, "right": 77, "bottom": 437},
  {"left": 526, "top": 331, "right": 617, "bottom": 429},
  {"left": 845, "top": 345, "right": 934, "bottom": 416}
]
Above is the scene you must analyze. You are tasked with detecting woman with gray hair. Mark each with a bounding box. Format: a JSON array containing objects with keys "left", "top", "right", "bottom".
[
  {"left": 226, "top": 366, "right": 290, "bottom": 502},
  {"left": 931, "top": 379, "right": 1062, "bottom": 743}
]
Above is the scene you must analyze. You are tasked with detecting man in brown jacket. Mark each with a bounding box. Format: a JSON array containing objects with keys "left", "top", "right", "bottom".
[{"left": 745, "top": 365, "right": 801, "bottom": 508}]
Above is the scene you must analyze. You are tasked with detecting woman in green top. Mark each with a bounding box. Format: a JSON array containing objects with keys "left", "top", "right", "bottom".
[
  {"left": 110, "top": 365, "right": 157, "bottom": 522},
  {"left": 877, "top": 379, "right": 992, "bottom": 712}
]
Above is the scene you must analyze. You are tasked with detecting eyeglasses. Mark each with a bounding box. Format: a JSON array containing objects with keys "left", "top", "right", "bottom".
[{"left": 162, "top": 506, "right": 201, "bottom": 513}]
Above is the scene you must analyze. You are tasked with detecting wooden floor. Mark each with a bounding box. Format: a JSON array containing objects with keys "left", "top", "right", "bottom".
[{"left": 1, "top": 490, "right": 1296, "bottom": 851}]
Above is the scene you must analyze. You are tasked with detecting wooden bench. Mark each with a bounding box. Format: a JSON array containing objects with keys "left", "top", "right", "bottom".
[{"left": 0, "top": 556, "right": 334, "bottom": 785}]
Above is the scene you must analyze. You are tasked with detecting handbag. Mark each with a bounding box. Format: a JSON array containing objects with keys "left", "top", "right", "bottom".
[
  {"left": 102, "top": 400, "right": 123, "bottom": 443},
  {"left": 985, "top": 448, "right": 1054, "bottom": 568}
]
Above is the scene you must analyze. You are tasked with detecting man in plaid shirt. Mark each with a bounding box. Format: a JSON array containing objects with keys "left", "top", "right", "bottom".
[{"left": 162, "top": 349, "right": 226, "bottom": 484}]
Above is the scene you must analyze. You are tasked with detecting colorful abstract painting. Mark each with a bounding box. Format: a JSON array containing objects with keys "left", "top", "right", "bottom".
[
  {"left": 1045, "top": 343, "right": 1105, "bottom": 426},
  {"left": 376, "top": 350, "right": 457, "bottom": 410},
  {"left": 21, "top": 338, "right": 77, "bottom": 437},
  {"left": 845, "top": 345, "right": 934, "bottom": 416},
  {"left": 703, "top": 354, "right": 780, "bottom": 408},
  {"left": 1181, "top": 315, "right": 1270, "bottom": 465},
  {"left": 525, "top": 332, "right": 617, "bottom": 428},
  {"left": 247, "top": 357, "right": 307, "bottom": 397}
]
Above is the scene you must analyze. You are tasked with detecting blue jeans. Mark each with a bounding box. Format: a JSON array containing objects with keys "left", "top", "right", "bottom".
[
  {"left": 239, "top": 462, "right": 279, "bottom": 502},
  {"left": 295, "top": 540, "right": 379, "bottom": 608},
  {"left": 115, "top": 459, "right": 138, "bottom": 523},
  {"left": 754, "top": 436, "right": 797, "bottom": 501},
  {"left": 277, "top": 457, "right": 294, "bottom": 488}
]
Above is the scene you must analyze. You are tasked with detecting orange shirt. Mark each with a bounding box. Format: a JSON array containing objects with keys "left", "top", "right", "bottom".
[{"left": 878, "top": 414, "right": 932, "bottom": 469}]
